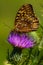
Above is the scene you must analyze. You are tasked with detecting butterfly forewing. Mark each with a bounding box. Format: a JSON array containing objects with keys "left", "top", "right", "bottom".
[{"left": 14, "top": 4, "right": 39, "bottom": 32}]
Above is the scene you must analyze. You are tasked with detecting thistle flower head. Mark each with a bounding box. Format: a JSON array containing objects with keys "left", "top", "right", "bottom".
[{"left": 8, "top": 31, "right": 35, "bottom": 48}]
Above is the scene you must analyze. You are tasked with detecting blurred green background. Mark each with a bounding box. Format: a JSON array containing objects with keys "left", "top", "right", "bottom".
[{"left": 0, "top": 0, "right": 43, "bottom": 65}]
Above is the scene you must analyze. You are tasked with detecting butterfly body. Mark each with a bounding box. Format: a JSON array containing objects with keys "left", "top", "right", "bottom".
[{"left": 14, "top": 4, "right": 39, "bottom": 33}]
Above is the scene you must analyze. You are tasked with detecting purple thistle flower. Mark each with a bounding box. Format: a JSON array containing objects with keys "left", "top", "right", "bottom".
[{"left": 8, "top": 31, "right": 35, "bottom": 48}]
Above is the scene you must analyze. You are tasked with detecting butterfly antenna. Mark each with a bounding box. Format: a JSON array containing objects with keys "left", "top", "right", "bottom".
[{"left": 3, "top": 22, "right": 12, "bottom": 29}]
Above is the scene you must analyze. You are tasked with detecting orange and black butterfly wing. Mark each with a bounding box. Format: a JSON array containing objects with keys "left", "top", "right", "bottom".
[{"left": 14, "top": 4, "right": 39, "bottom": 32}]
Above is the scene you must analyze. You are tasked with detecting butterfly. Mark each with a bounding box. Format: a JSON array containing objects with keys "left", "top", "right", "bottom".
[{"left": 14, "top": 4, "right": 39, "bottom": 33}]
